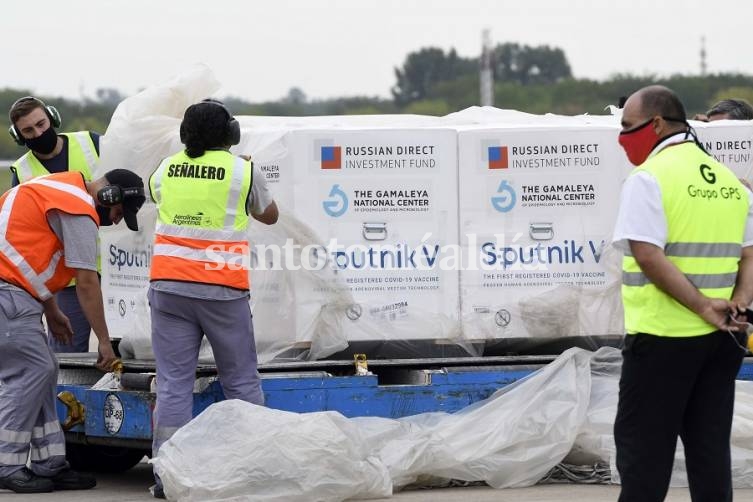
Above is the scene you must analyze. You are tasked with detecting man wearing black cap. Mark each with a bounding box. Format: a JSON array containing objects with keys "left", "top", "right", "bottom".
[
  {"left": 0, "top": 168, "right": 145, "bottom": 493},
  {"left": 93, "top": 168, "right": 146, "bottom": 232}
]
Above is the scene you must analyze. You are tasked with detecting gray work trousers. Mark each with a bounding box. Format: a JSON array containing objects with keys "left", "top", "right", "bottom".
[
  {"left": 148, "top": 289, "right": 264, "bottom": 459},
  {"left": 0, "top": 288, "right": 68, "bottom": 477},
  {"left": 48, "top": 286, "right": 91, "bottom": 353}
]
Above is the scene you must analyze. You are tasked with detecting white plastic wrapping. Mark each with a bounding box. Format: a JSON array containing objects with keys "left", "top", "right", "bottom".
[
  {"left": 90, "top": 371, "right": 121, "bottom": 391},
  {"left": 153, "top": 401, "right": 393, "bottom": 502},
  {"left": 572, "top": 349, "right": 753, "bottom": 489},
  {"left": 153, "top": 347, "right": 753, "bottom": 500},
  {"left": 153, "top": 348, "right": 593, "bottom": 500},
  {"left": 370, "top": 347, "right": 592, "bottom": 489}
]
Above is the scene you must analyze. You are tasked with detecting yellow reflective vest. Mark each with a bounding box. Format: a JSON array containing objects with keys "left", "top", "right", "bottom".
[
  {"left": 11, "top": 132, "right": 98, "bottom": 183},
  {"left": 11, "top": 132, "right": 100, "bottom": 284},
  {"left": 622, "top": 141, "right": 749, "bottom": 336},
  {"left": 149, "top": 150, "right": 253, "bottom": 290}
]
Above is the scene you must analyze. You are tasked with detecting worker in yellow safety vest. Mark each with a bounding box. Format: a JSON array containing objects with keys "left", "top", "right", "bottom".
[
  {"left": 8, "top": 96, "right": 102, "bottom": 353},
  {"left": 147, "top": 99, "right": 278, "bottom": 499},
  {"left": 613, "top": 84, "right": 753, "bottom": 502}
]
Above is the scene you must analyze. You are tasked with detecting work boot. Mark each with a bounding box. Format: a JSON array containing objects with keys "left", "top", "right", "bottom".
[
  {"left": 0, "top": 467, "right": 54, "bottom": 493},
  {"left": 150, "top": 483, "right": 166, "bottom": 499},
  {"left": 49, "top": 467, "right": 96, "bottom": 490}
]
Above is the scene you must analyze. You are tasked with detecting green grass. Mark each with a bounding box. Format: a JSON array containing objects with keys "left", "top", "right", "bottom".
[{"left": 0, "top": 167, "right": 11, "bottom": 192}]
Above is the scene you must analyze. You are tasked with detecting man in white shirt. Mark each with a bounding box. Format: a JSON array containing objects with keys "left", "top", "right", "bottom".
[{"left": 612, "top": 84, "right": 753, "bottom": 502}]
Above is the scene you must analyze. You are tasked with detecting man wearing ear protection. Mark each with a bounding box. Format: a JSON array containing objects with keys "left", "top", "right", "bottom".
[
  {"left": 8, "top": 96, "right": 103, "bottom": 354},
  {"left": 147, "top": 99, "right": 277, "bottom": 499},
  {"left": 613, "top": 85, "right": 753, "bottom": 502},
  {"left": 0, "top": 168, "right": 145, "bottom": 493}
]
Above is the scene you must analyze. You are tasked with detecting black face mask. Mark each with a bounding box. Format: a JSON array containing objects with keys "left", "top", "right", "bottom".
[
  {"left": 96, "top": 205, "right": 113, "bottom": 226},
  {"left": 25, "top": 126, "right": 58, "bottom": 155}
]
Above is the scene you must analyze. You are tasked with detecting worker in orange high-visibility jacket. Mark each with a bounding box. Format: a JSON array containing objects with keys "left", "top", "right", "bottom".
[
  {"left": 0, "top": 169, "right": 145, "bottom": 494},
  {"left": 147, "top": 99, "right": 277, "bottom": 499}
]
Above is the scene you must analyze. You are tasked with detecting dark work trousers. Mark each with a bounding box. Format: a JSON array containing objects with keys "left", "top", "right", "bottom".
[
  {"left": 48, "top": 286, "right": 91, "bottom": 353},
  {"left": 148, "top": 289, "right": 264, "bottom": 466},
  {"left": 614, "top": 330, "right": 745, "bottom": 502}
]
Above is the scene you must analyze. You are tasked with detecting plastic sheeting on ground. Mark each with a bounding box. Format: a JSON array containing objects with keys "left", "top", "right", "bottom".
[
  {"left": 153, "top": 402, "right": 393, "bottom": 502},
  {"left": 568, "top": 347, "right": 753, "bottom": 488},
  {"left": 153, "top": 347, "right": 753, "bottom": 501}
]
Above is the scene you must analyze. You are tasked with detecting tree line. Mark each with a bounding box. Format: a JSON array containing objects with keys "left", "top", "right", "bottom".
[{"left": 2, "top": 42, "right": 753, "bottom": 159}]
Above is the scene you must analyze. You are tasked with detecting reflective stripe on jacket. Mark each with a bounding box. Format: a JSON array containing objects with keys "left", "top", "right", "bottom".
[
  {"left": 149, "top": 150, "right": 252, "bottom": 290},
  {"left": 11, "top": 132, "right": 98, "bottom": 183},
  {"left": 0, "top": 172, "right": 98, "bottom": 300},
  {"left": 622, "top": 141, "right": 749, "bottom": 336}
]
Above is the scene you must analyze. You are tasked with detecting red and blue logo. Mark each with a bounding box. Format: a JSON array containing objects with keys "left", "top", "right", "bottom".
[
  {"left": 321, "top": 146, "right": 342, "bottom": 169},
  {"left": 488, "top": 146, "right": 508, "bottom": 169}
]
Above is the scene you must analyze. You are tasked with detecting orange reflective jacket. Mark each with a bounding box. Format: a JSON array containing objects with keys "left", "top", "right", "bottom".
[
  {"left": 0, "top": 171, "right": 98, "bottom": 300},
  {"left": 149, "top": 151, "right": 252, "bottom": 290}
]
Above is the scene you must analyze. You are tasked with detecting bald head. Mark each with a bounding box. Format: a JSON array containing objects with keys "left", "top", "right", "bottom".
[
  {"left": 621, "top": 85, "right": 688, "bottom": 135},
  {"left": 635, "top": 85, "right": 687, "bottom": 121}
]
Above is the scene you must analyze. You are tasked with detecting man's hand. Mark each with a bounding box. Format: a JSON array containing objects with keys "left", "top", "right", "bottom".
[
  {"left": 74, "top": 268, "right": 117, "bottom": 371},
  {"left": 44, "top": 303, "right": 73, "bottom": 344},
  {"left": 96, "top": 342, "right": 118, "bottom": 372},
  {"left": 697, "top": 298, "right": 737, "bottom": 331}
]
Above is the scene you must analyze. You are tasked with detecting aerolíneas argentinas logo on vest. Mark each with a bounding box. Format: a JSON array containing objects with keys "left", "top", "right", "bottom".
[
  {"left": 172, "top": 212, "right": 212, "bottom": 226},
  {"left": 167, "top": 162, "right": 226, "bottom": 180}
]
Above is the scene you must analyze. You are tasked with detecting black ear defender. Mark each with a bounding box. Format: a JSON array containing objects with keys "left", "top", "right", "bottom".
[
  {"left": 8, "top": 96, "right": 62, "bottom": 146},
  {"left": 97, "top": 185, "right": 145, "bottom": 206},
  {"left": 201, "top": 98, "right": 241, "bottom": 146},
  {"left": 179, "top": 119, "right": 187, "bottom": 144}
]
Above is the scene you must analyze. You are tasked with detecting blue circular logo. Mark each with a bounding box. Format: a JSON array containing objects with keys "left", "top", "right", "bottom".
[
  {"left": 323, "top": 184, "right": 349, "bottom": 217},
  {"left": 491, "top": 180, "right": 516, "bottom": 213}
]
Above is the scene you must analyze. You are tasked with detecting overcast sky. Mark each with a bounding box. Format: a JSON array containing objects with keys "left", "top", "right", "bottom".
[{"left": 3, "top": 0, "right": 752, "bottom": 103}]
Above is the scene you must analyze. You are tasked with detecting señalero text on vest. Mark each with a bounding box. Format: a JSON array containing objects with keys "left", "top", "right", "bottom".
[{"left": 167, "top": 163, "right": 226, "bottom": 180}]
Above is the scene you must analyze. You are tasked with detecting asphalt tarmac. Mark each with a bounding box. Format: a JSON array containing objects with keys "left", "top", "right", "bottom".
[{"left": 6, "top": 461, "right": 753, "bottom": 501}]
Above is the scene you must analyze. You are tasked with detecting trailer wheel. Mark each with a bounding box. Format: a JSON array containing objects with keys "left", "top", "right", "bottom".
[{"left": 66, "top": 443, "right": 148, "bottom": 473}]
